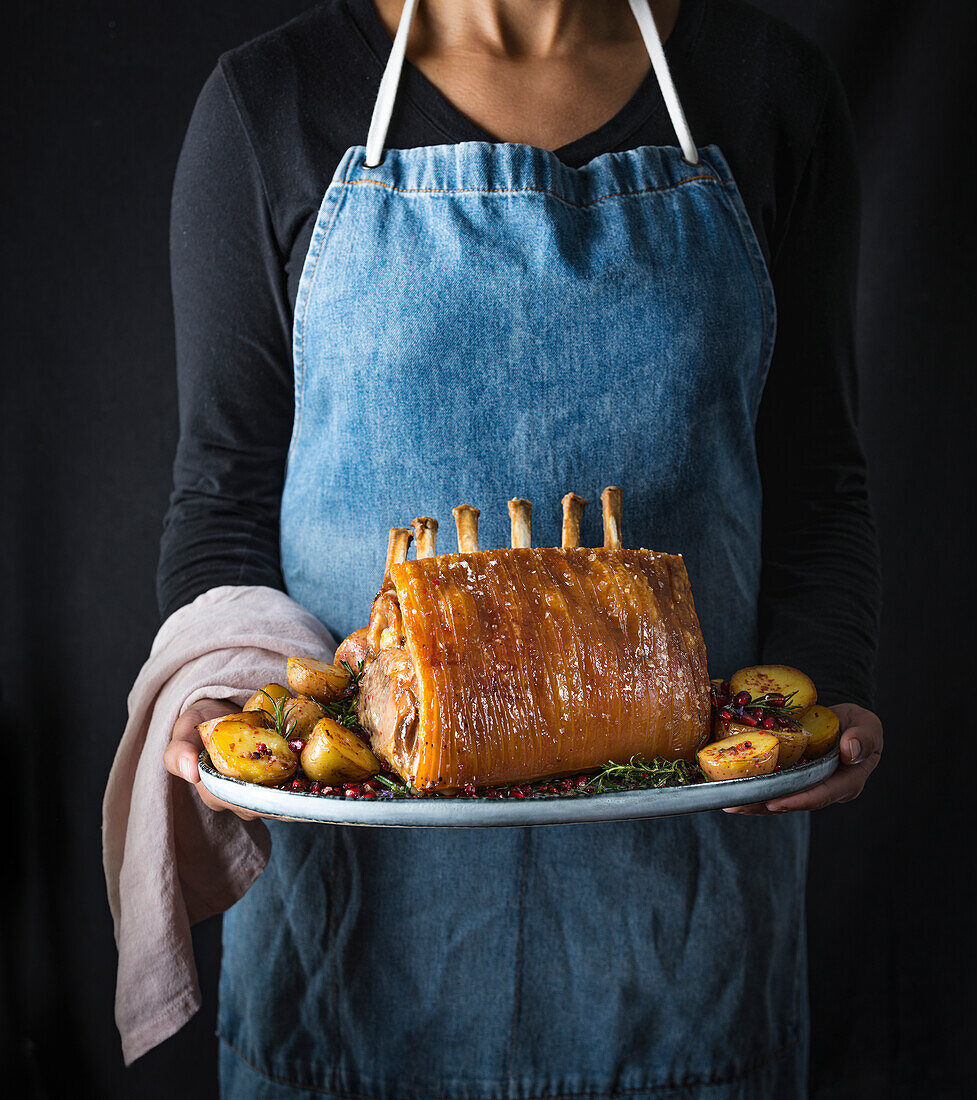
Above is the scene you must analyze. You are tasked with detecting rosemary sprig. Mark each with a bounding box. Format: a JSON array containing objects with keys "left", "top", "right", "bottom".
[
  {"left": 264, "top": 690, "right": 297, "bottom": 742},
  {"left": 322, "top": 694, "right": 361, "bottom": 731},
  {"left": 586, "top": 755, "right": 703, "bottom": 793},
  {"left": 340, "top": 658, "right": 365, "bottom": 690}
]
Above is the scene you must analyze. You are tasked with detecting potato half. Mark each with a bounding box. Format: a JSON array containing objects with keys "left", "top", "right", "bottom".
[
  {"left": 698, "top": 732, "right": 780, "bottom": 781},
  {"left": 729, "top": 665, "right": 817, "bottom": 711},
  {"left": 243, "top": 683, "right": 291, "bottom": 722},
  {"left": 208, "top": 720, "right": 298, "bottom": 786},
  {"left": 196, "top": 710, "right": 267, "bottom": 749},
  {"left": 301, "top": 717, "right": 380, "bottom": 785},
  {"left": 279, "top": 696, "right": 325, "bottom": 741},
  {"left": 721, "top": 719, "right": 809, "bottom": 770},
  {"left": 286, "top": 656, "right": 352, "bottom": 703},
  {"left": 799, "top": 705, "right": 841, "bottom": 759}
]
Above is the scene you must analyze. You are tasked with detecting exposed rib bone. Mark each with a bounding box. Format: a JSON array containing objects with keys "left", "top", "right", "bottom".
[
  {"left": 452, "top": 504, "right": 480, "bottom": 553},
  {"left": 561, "top": 493, "right": 587, "bottom": 549},
  {"left": 384, "top": 527, "right": 413, "bottom": 580},
  {"left": 411, "top": 516, "right": 439, "bottom": 559},
  {"left": 508, "top": 498, "right": 532, "bottom": 549},
  {"left": 601, "top": 486, "right": 623, "bottom": 550}
]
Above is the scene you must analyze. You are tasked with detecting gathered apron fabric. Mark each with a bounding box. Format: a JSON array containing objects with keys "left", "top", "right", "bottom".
[{"left": 218, "top": 2, "right": 808, "bottom": 1096}]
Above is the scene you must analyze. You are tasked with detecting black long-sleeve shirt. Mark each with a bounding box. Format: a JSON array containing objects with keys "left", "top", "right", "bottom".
[{"left": 159, "top": 0, "right": 881, "bottom": 708}]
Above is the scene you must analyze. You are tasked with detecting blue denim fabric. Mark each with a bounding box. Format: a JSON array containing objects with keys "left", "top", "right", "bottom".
[{"left": 219, "top": 141, "right": 808, "bottom": 1098}]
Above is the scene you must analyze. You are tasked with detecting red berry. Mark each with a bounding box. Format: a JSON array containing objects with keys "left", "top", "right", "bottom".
[
  {"left": 734, "top": 691, "right": 751, "bottom": 707},
  {"left": 762, "top": 716, "right": 776, "bottom": 730}
]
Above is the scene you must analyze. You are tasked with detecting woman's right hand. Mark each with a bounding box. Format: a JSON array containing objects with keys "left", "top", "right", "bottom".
[{"left": 164, "top": 698, "right": 261, "bottom": 820}]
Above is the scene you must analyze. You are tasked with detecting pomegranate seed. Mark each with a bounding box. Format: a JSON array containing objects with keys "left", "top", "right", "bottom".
[
  {"left": 508, "top": 789, "right": 525, "bottom": 799},
  {"left": 750, "top": 708, "right": 763, "bottom": 721},
  {"left": 575, "top": 775, "right": 590, "bottom": 788},
  {"left": 463, "top": 783, "right": 477, "bottom": 797},
  {"left": 288, "top": 739, "right": 305, "bottom": 754},
  {"left": 321, "top": 786, "right": 338, "bottom": 796},
  {"left": 485, "top": 790, "right": 503, "bottom": 799},
  {"left": 290, "top": 777, "right": 309, "bottom": 792},
  {"left": 775, "top": 715, "right": 791, "bottom": 730},
  {"left": 361, "top": 791, "right": 376, "bottom": 800},
  {"left": 734, "top": 691, "right": 751, "bottom": 707},
  {"left": 361, "top": 780, "right": 379, "bottom": 793},
  {"left": 762, "top": 716, "right": 776, "bottom": 729},
  {"left": 344, "top": 784, "right": 362, "bottom": 797},
  {"left": 740, "top": 713, "right": 758, "bottom": 727},
  {"left": 719, "top": 708, "right": 732, "bottom": 721},
  {"left": 768, "top": 693, "right": 785, "bottom": 707}
]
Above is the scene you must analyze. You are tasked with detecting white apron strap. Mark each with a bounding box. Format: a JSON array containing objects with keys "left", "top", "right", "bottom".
[{"left": 365, "top": 0, "right": 699, "bottom": 167}]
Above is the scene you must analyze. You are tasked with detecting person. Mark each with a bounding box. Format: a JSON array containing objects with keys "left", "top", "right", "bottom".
[{"left": 159, "top": 0, "right": 883, "bottom": 1095}]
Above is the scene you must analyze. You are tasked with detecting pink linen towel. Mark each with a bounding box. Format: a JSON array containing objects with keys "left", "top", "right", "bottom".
[{"left": 102, "top": 584, "right": 336, "bottom": 1065}]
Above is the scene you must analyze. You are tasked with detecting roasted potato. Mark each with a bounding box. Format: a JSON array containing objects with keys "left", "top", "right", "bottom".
[
  {"left": 335, "top": 627, "right": 371, "bottom": 670},
  {"left": 799, "top": 705, "right": 841, "bottom": 759},
  {"left": 279, "top": 696, "right": 325, "bottom": 741},
  {"left": 196, "top": 710, "right": 268, "bottom": 749},
  {"left": 243, "top": 683, "right": 291, "bottom": 721},
  {"left": 208, "top": 720, "right": 298, "bottom": 785},
  {"left": 720, "top": 719, "right": 809, "bottom": 769},
  {"left": 301, "top": 717, "right": 380, "bottom": 784},
  {"left": 698, "top": 731, "right": 779, "bottom": 781},
  {"left": 286, "top": 656, "right": 352, "bottom": 703},
  {"left": 729, "top": 664, "right": 817, "bottom": 711},
  {"left": 770, "top": 725, "right": 811, "bottom": 768}
]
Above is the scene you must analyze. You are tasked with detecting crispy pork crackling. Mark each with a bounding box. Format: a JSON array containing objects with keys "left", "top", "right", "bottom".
[{"left": 352, "top": 489, "right": 711, "bottom": 791}]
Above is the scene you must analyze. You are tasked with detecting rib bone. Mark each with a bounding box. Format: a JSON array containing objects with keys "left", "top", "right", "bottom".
[
  {"left": 452, "top": 504, "right": 480, "bottom": 553},
  {"left": 601, "top": 486, "right": 623, "bottom": 550},
  {"left": 384, "top": 527, "right": 414, "bottom": 580},
  {"left": 411, "top": 516, "right": 439, "bottom": 559},
  {"left": 508, "top": 498, "right": 532, "bottom": 549},
  {"left": 561, "top": 493, "right": 587, "bottom": 549}
]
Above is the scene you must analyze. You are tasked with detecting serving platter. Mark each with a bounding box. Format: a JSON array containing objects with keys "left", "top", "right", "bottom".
[{"left": 198, "top": 747, "right": 839, "bottom": 827}]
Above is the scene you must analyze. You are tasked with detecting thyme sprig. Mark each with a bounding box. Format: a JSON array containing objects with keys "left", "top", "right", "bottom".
[
  {"left": 373, "top": 772, "right": 423, "bottom": 798},
  {"left": 586, "top": 755, "right": 703, "bottom": 793}
]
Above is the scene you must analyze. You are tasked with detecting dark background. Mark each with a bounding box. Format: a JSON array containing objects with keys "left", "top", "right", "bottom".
[{"left": 3, "top": 1, "right": 974, "bottom": 1097}]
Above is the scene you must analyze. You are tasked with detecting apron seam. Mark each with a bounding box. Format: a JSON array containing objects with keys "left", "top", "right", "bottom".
[
  {"left": 338, "top": 175, "right": 719, "bottom": 211},
  {"left": 218, "top": 1030, "right": 803, "bottom": 1097}
]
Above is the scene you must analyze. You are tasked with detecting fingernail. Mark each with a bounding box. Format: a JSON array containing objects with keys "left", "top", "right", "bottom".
[
  {"left": 848, "top": 738, "right": 861, "bottom": 764},
  {"left": 179, "top": 758, "right": 194, "bottom": 782}
]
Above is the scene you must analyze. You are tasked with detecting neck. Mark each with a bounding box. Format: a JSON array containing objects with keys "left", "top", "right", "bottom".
[{"left": 376, "top": 0, "right": 680, "bottom": 59}]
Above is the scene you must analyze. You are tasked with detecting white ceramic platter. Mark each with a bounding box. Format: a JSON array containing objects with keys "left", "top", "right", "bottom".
[{"left": 198, "top": 748, "right": 839, "bottom": 827}]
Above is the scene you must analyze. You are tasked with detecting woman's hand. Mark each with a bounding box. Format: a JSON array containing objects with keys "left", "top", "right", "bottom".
[
  {"left": 723, "top": 703, "right": 883, "bottom": 815},
  {"left": 163, "top": 698, "right": 261, "bottom": 821}
]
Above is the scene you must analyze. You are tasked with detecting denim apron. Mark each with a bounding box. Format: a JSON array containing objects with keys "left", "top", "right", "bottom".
[{"left": 219, "top": 2, "right": 809, "bottom": 1096}]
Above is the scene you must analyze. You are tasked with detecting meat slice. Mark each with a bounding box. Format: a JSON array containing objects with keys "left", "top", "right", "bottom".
[{"left": 355, "top": 546, "right": 710, "bottom": 791}]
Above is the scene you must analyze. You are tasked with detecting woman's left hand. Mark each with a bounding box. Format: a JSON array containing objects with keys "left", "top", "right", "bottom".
[{"left": 723, "top": 703, "right": 883, "bottom": 815}]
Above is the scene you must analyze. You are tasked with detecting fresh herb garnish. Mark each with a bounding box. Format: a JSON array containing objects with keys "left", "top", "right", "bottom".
[
  {"left": 586, "top": 755, "right": 703, "bottom": 793},
  {"left": 373, "top": 772, "right": 422, "bottom": 798},
  {"left": 263, "top": 690, "right": 297, "bottom": 742},
  {"left": 340, "top": 658, "right": 365, "bottom": 690}
]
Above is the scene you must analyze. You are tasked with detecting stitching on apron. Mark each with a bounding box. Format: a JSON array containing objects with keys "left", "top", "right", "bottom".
[
  {"left": 219, "top": 1030, "right": 802, "bottom": 1097},
  {"left": 342, "top": 174, "right": 718, "bottom": 210},
  {"left": 504, "top": 828, "right": 532, "bottom": 1093}
]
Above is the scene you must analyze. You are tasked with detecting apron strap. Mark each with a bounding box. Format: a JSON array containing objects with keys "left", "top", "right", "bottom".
[{"left": 364, "top": 0, "right": 699, "bottom": 167}]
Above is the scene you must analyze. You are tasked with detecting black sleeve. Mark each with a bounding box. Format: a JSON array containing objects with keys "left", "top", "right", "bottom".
[
  {"left": 157, "top": 62, "right": 294, "bottom": 621},
  {"left": 755, "top": 63, "right": 882, "bottom": 709}
]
